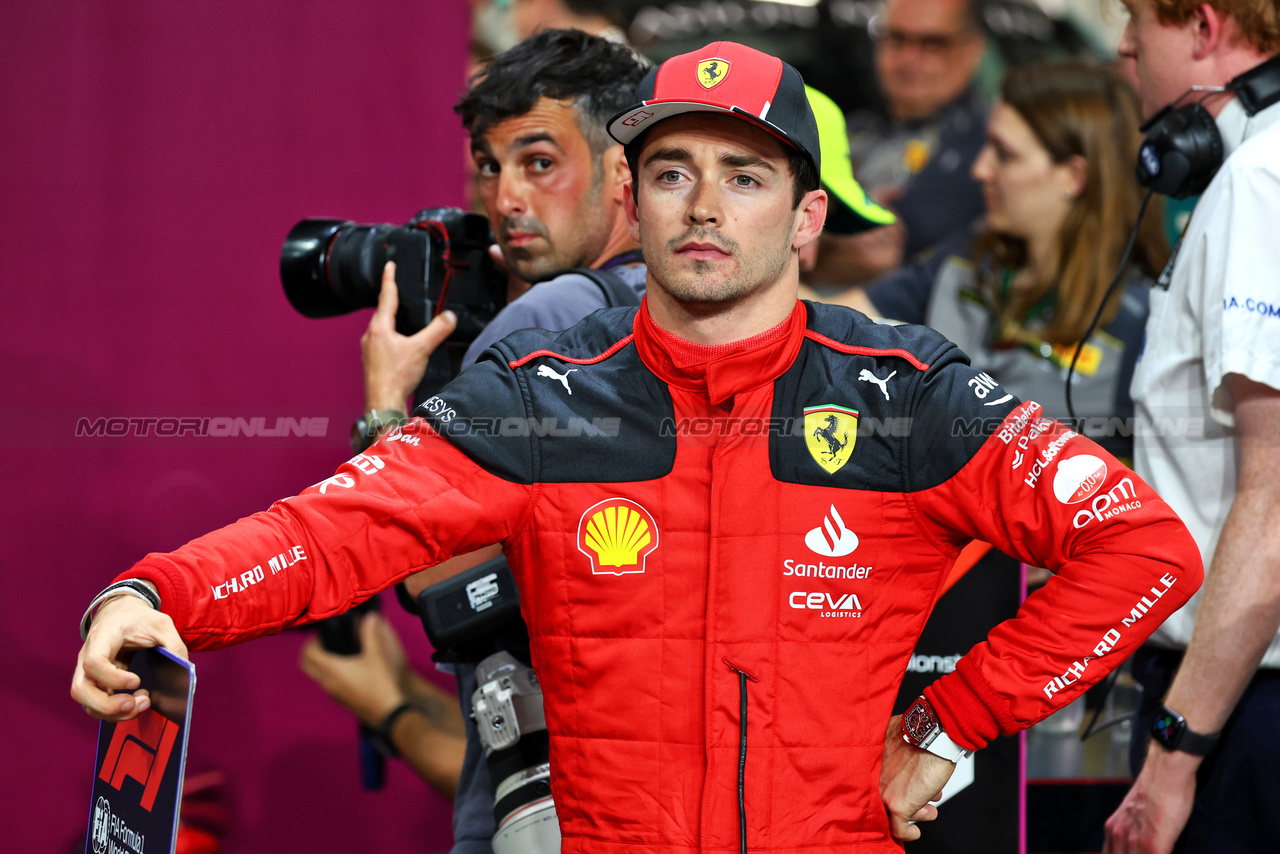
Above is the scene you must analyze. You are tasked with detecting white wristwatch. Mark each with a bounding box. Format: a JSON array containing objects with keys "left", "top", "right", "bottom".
[{"left": 901, "top": 696, "right": 973, "bottom": 763}]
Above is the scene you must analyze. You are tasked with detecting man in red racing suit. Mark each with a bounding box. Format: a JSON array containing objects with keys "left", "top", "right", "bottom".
[{"left": 74, "top": 42, "right": 1202, "bottom": 853}]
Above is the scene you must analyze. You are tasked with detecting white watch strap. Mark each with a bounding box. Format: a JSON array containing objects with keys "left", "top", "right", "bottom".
[{"left": 920, "top": 727, "right": 973, "bottom": 763}]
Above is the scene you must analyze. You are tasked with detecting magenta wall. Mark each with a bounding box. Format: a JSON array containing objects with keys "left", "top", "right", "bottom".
[{"left": 0, "top": 1, "right": 470, "bottom": 850}]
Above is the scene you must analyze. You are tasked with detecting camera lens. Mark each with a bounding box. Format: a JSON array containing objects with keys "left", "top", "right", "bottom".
[{"left": 280, "top": 218, "right": 396, "bottom": 318}]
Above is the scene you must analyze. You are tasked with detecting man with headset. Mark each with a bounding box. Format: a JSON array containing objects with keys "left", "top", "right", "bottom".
[
  {"left": 1103, "top": 2, "right": 1280, "bottom": 852},
  {"left": 74, "top": 41, "right": 1202, "bottom": 851}
]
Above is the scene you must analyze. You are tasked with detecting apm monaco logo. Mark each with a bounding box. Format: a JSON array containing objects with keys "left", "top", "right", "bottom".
[
  {"left": 697, "top": 57, "right": 731, "bottom": 89},
  {"left": 1053, "top": 455, "right": 1108, "bottom": 504},
  {"left": 577, "top": 498, "right": 659, "bottom": 576},
  {"left": 805, "top": 505, "right": 859, "bottom": 557}
]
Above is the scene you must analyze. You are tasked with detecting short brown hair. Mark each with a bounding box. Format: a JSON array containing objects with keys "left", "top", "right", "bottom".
[{"left": 1146, "top": 0, "right": 1280, "bottom": 54}]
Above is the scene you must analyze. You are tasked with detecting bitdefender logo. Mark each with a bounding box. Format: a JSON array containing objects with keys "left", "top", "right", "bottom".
[{"left": 805, "top": 505, "right": 859, "bottom": 557}]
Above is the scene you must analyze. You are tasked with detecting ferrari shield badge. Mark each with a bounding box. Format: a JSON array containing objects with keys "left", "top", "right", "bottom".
[
  {"left": 804, "top": 404, "right": 859, "bottom": 475},
  {"left": 697, "top": 58, "right": 730, "bottom": 89}
]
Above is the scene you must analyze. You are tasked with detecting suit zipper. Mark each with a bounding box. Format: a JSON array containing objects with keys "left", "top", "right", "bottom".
[{"left": 723, "top": 658, "right": 759, "bottom": 854}]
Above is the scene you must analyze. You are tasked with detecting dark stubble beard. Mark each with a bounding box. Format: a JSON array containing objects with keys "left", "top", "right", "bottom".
[{"left": 654, "top": 223, "right": 793, "bottom": 308}]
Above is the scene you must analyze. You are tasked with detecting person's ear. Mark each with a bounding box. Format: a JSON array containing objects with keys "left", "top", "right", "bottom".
[
  {"left": 1061, "top": 154, "right": 1088, "bottom": 201},
  {"left": 623, "top": 178, "right": 641, "bottom": 243},
  {"left": 605, "top": 145, "right": 630, "bottom": 203},
  {"left": 792, "top": 188, "right": 828, "bottom": 252},
  {"left": 1190, "top": 2, "right": 1227, "bottom": 60}
]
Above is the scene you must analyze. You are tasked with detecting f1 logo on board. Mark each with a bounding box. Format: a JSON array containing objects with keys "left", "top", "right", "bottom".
[
  {"left": 98, "top": 709, "right": 180, "bottom": 812},
  {"left": 578, "top": 498, "right": 659, "bottom": 576}
]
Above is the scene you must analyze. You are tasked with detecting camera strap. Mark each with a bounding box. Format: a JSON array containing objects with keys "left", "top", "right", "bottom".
[{"left": 568, "top": 267, "right": 642, "bottom": 309}]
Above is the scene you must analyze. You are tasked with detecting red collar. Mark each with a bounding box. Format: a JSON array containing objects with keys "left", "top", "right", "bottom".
[{"left": 632, "top": 297, "right": 808, "bottom": 405}]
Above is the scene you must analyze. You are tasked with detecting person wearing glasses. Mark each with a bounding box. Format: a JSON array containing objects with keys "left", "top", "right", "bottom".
[{"left": 807, "top": 0, "right": 989, "bottom": 286}]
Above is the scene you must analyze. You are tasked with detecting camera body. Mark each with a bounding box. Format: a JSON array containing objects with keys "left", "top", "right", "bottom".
[
  {"left": 280, "top": 207, "right": 507, "bottom": 342},
  {"left": 416, "top": 559, "right": 560, "bottom": 854}
]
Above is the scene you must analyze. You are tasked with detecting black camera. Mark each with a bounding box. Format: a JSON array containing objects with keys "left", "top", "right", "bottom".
[{"left": 279, "top": 207, "right": 507, "bottom": 342}]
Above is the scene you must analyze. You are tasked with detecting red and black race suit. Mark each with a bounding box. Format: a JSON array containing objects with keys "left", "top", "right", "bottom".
[{"left": 120, "top": 299, "right": 1201, "bottom": 853}]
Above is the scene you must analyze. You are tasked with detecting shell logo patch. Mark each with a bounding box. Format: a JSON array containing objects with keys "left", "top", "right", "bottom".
[
  {"left": 577, "top": 498, "right": 659, "bottom": 576},
  {"left": 697, "top": 58, "right": 731, "bottom": 89},
  {"left": 804, "top": 404, "right": 859, "bottom": 475}
]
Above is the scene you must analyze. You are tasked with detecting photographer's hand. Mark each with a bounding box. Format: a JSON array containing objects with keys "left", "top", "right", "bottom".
[
  {"left": 362, "top": 261, "right": 457, "bottom": 412},
  {"left": 71, "top": 590, "right": 188, "bottom": 721},
  {"left": 300, "top": 612, "right": 408, "bottom": 728}
]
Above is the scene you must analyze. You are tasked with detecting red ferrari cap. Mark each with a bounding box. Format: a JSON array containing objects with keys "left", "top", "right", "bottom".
[{"left": 607, "top": 41, "right": 821, "bottom": 173}]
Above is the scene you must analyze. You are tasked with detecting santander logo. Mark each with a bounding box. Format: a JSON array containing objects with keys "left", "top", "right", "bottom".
[
  {"left": 1053, "top": 455, "right": 1108, "bottom": 505},
  {"left": 805, "top": 505, "right": 859, "bottom": 557}
]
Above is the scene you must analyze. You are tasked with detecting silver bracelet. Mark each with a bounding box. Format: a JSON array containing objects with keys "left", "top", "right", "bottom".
[{"left": 79, "top": 579, "right": 161, "bottom": 640}]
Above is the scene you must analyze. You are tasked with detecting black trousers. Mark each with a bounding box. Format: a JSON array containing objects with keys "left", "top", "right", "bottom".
[{"left": 1130, "top": 646, "right": 1280, "bottom": 854}]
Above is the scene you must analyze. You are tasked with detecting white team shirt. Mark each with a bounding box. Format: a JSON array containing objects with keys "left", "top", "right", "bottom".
[{"left": 1130, "top": 96, "right": 1280, "bottom": 664}]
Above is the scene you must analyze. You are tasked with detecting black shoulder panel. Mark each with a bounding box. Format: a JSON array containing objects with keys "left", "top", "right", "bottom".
[
  {"left": 904, "top": 342, "right": 1022, "bottom": 491},
  {"left": 417, "top": 308, "right": 677, "bottom": 484},
  {"left": 769, "top": 302, "right": 1021, "bottom": 492}
]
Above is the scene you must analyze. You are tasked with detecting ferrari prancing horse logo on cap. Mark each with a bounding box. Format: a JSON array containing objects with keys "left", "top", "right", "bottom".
[{"left": 698, "top": 58, "right": 731, "bottom": 89}]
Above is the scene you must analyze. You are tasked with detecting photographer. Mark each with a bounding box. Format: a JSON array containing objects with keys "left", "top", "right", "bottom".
[{"left": 302, "top": 28, "right": 648, "bottom": 854}]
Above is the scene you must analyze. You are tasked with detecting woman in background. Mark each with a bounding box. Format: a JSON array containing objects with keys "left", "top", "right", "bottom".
[{"left": 844, "top": 60, "right": 1167, "bottom": 460}]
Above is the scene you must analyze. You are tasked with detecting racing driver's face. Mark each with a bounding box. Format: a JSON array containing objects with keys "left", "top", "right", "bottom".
[
  {"left": 472, "top": 97, "right": 615, "bottom": 283},
  {"left": 626, "top": 112, "right": 825, "bottom": 317}
]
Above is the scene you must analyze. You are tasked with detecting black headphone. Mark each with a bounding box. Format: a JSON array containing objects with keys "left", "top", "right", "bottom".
[{"left": 1136, "top": 54, "right": 1280, "bottom": 199}]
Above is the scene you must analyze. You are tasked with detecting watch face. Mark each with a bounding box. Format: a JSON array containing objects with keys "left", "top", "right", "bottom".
[
  {"left": 903, "top": 699, "right": 938, "bottom": 745},
  {"left": 1153, "top": 710, "right": 1184, "bottom": 747}
]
